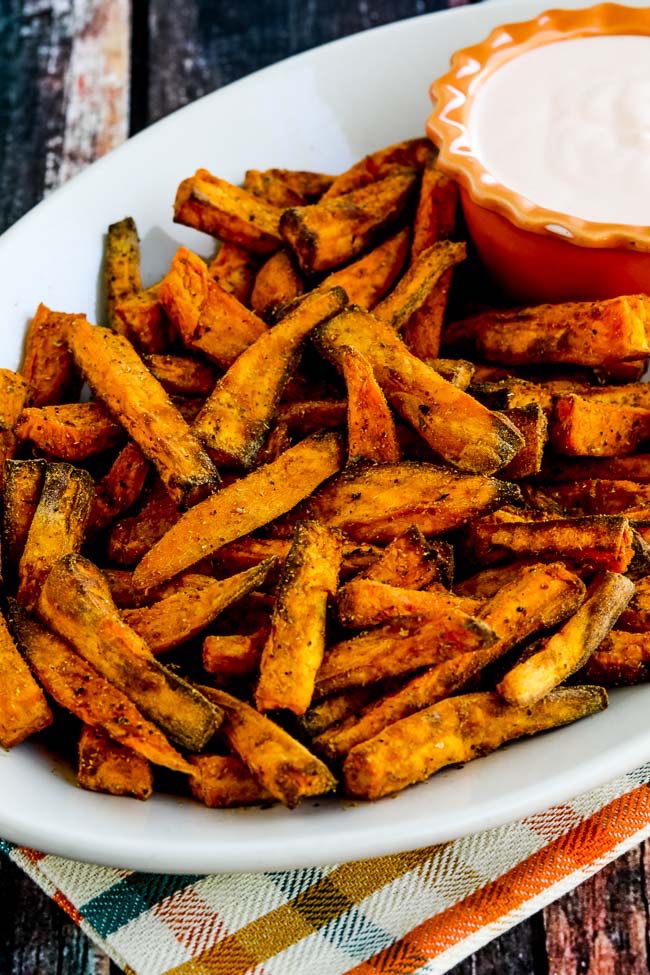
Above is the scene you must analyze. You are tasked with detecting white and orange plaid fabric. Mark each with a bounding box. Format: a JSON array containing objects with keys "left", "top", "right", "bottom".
[{"left": 3, "top": 763, "right": 649, "bottom": 975}]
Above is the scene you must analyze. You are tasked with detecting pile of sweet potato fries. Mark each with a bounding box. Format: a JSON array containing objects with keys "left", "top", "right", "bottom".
[{"left": 2, "top": 137, "right": 650, "bottom": 807}]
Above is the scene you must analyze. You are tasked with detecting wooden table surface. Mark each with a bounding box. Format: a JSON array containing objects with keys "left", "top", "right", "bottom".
[{"left": 0, "top": 2, "right": 646, "bottom": 973}]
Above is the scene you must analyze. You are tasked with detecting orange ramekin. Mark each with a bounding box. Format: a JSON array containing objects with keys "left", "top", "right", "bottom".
[{"left": 426, "top": 4, "right": 650, "bottom": 304}]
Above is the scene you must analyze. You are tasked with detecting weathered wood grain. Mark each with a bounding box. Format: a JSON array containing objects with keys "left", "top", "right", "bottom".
[{"left": 450, "top": 916, "right": 546, "bottom": 975}]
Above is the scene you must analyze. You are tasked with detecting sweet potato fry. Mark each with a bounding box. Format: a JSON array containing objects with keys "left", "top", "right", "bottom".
[
  {"left": 15, "top": 402, "right": 124, "bottom": 460},
  {"left": 582, "top": 630, "right": 650, "bottom": 685},
  {"left": 123, "top": 560, "right": 274, "bottom": 654},
  {"left": 90, "top": 442, "right": 149, "bottom": 531},
  {"left": 17, "top": 463, "right": 93, "bottom": 611},
  {"left": 302, "top": 461, "right": 520, "bottom": 543},
  {"left": 454, "top": 560, "right": 541, "bottom": 599},
  {"left": 337, "top": 578, "right": 481, "bottom": 628},
  {"left": 69, "top": 318, "right": 218, "bottom": 507},
  {"left": 463, "top": 515, "right": 636, "bottom": 573},
  {"left": 316, "top": 308, "right": 523, "bottom": 474},
  {"left": 160, "top": 247, "right": 268, "bottom": 369},
  {"left": 193, "top": 287, "right": 347, "bottom": 467},
  {"left": 106, "top": 570, "right": 216, "bottom": 609},
  {"left": 339, "top": 347, "right": 400, "bottom": 464},
  {"left": 202, "top": 630, "right": 267, "bottom": 680},
  {"left": 527, "top": 479, "right": 650, "bottom": 518},
  {"left": 0, "top": 608, "right": 52, "bottom": 748},
  {"left": 299, "top": 687, "right": 378, "bottom": 738},
  {"left": 278, "top": 400, "right": 347, "bottom": 436},
  {"left": 617, "top": 576, "right": 650, "bottom": 632},
  {"left": 411, "top": 162, "right": 459, "bottom": 258},
  {"left": 0, "top": 369, "right": 29, "bottom": 487},
  {"left": 208, "top": 242, "right": 259, "bottom": 305},
  {"left": 323, "top": 229, "right": 410, "bottom": 310},
  {"left": 132, "top": 432, "right": 343, "bottom": 590},
  {"left": 250, "top": 250, "right": 304, "bottom": 320},
  {"left": 197, "top": 685, "right": 336, "bottom": 808},
  {"left": 314, "top": 605, "right": 495, "bottom": 697},
  {"left": 213, "top": 534, "right": 380, "bottom": 580},
  {"left": 280, "top": 171, "right": 417, "bottom": 274},
  {"left": 473, "top": 377, "right": 589, "bottom": 416},
  {"left": 174, "top": 169, "right": 283, "bottom": 253},
  {"left": 323, "top": 138, "right": 431, "bottom": 198},
  {"left": 113, "top": 286, "right": 171, "bottom": 354},
  {"left": 361, "top": 527, "right": 451, "bottom": 589},
  {"left": 189, "top": 754, "right": 272, "bottom": 807},
  {"left": 445, "top": 296, "right": 650, "bottom": 366},
  {"left": 374, "top": 240, "right": 467, "bottom": 360},
  {"left": 38, "top": 555, "right": 220, "bottom": 751},
  {"left": 500, "top": 404, "right": 548, "bottom": 480},
  {"left": 245, "top": 167, "right": 334, "bottom": 206},
  {"left": 107, "top": 478, "right": 180, "bottom": 565},
  {"left": 105, "top": 217, "right": 142, "bottom": 330},
  {"left": 343, "top": 687, "right": 607, "bottom": 800},
  {"left": 498, "top": 571, "right": 634, "bottom": 707},
  {"left": 550, "top": 394, "right": 650, "bottom": 457},
  {"left": 2, "top": 459, "right": 45, "bottom": 579},
  {"left": 21, "top": 304, "right": 81, "bottom": 406},
  {"left": 256, "top": 522, "right": 342, "bottom": 714},
  {"left": 10, "top": 604, "right": 192, "bottom": 773},
  {"left": 540, "top": 454, "right": 650, "bottom": 484},
  {"left": 428, "top": 358, "right": 475, "bottom": 389},
  {"left": 144, "top": 354, "right": 216, "bottom": 398},
  {"left": 318, "top": 562, "right": 584, "bottom": 758},
  {"left": 78, "top": 725, "right": 153, "bottom": 801}
]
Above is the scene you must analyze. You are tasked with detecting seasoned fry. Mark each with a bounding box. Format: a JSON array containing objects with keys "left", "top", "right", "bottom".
[
  {"left": 412, "top": 162, "right": 459, "bottom": 258},
  {"left": 445, "top": 296, "right": 650, "bottom": 366},
  {"left": 500, "top": 404, "right": 548, "bottom": 480},
  {"left": 189, "top": 754, "right": 272, "bottom": 807},
  {"left": 133, "top": 432, "right": 344, "bottom": 590},
  {"left": 429, "top": 358, "right": 475, "bottom": 389},
  {"left": 454, "top": 560, "right": 541, "bottom": 600},
  {"left": 123, "top": 560, "right": 274, "bottom": 654},
  {"left": 343, "top": 687, "right": 607, "bottom": 800},
  {"left": 0, "top": 608, "right": 52, "bottom": 748},
  {"left": 363, "top": 528, "right": 453, "bottom": 589},
  {"left": 90, "top": 442, "right": 149, "bottom": 531},
  {"left": 15, "top": 403, "right": 124, "bottom": 460},
  {"left": 527, "top": 479, "right": 650, "bottom": 518},
  {"left": 10, "top": 605, "right": 192, "bottom": 773},
  {"left": 374, "top": 240, "right": 467, "bottom": 360},
  {"left": 38, "top": 555, "right": 221, "bottom": 751},
  {"left": 256, "top": 522, "right": 342, "bottom": 714},
  {"left": 203, "top": 630, "right": 267, "bottom": 680},
  {"left": 339, "top": 347, "right": 400, "bottom": 464},
  {"left": 278, "top": 400, "right": 347, "bottom": 436},
  {"left": 214, "top": 534, "right": 381, "bottom": 580},
  {"left": 193, "top": 287, "right": 347, "bottom": 467},
  {"left": 582, "top": 630, "right": 650, "bottom": 686},
  {"left": 78, "top": 725, "right": 153, "bottom": 801},
  {"left": 198, "top": 685, "right": 336, "bottom": 808},
  {"left": 108, "top": 478, "right": 180, "bottom": 565},
  {"left": 69, "top": 317, "right": 218, "bottom": 507},
  {"left": 174, "top": 169, "right": 283, "bottom": 253},
  {"left": 540, "top": 454, "right": 650, "bottom": 484},
  {"left": 105, "top": 217, "right": 142, "bottom": 330},
  {"left": 0, "top": 369, "right": 29, "bottom": 486},
  {"left": 337, "top": 578, "right": 481, "bottom": 628},
  {"left": 301, "top": 461, "right": 520, "bottom": 543},
  {"left": 21, "top": 304, "right": 81, "bottom": 406},
  {"left": 251, "top": 250, "right": 304, "bottom": 321},
  {"left": 300, "top": 687, "right": 378, "bottom": 738},
  {"left": 550, "top": 394, "right": 650, "bottom": 457},
  {"left": 318, "top": 562, "right": 584, "bottom": 758},
  {"left": 245, "top": 167, "right": 334, "bottom": 205},
  {"left": 160, "top": 247, "right": 268, "bottom": 369},
  {"left": 208, "top": 243, "right": 258, "bottom": 305},
  {"left": 314, "top": 606, "right": 496, "bottom": 697},
  {"left": 498, "top": 572, "right": 634, "bottom": 707},
  {"left": 113, "top": 286, "right": 171, "bottom": 354},
  {"left": 464, "top": 515, "right": 635, "bottom": 573},
  {"left": 617, "top": 576, "right": 650, "bottom": 632},
  {"left": 144, "top": 354, "right": 216, "bottom": 398},
  {"left": 316, "top": 308, "right": 523, "bottom": 474},
  {"left": 322, "top": 229, "right": 410, "bottom": 310},
  {"left": 323, "top": 138, "right": 431, "bottom": 198},
  {"left": 280, "top": 171, "right": 417, "bottom": 274},
  {"left": 17, "top": 463, "right": 93, "bottom": 611},
  {"left": 2, "top": 460, "right": 45, "bottom": 579}
]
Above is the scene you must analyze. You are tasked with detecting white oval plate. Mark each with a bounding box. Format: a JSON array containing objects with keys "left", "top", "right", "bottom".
[{"left": 3, "top": 0, "right": 650, "bottom": 874}]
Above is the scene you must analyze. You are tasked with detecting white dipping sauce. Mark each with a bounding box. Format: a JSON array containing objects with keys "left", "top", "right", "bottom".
[{"left": 469, "top": 35, "right": 650, "bottom": 225}]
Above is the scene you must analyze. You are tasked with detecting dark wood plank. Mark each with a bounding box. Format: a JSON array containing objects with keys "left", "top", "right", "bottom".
[{"left": 450, "top": 915, "right": 546, "bottom": 975}]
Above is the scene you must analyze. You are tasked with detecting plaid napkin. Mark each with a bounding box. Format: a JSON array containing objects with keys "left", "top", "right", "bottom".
[{"left": 3, "top": 764, "right": 650, "bottom": 975}]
